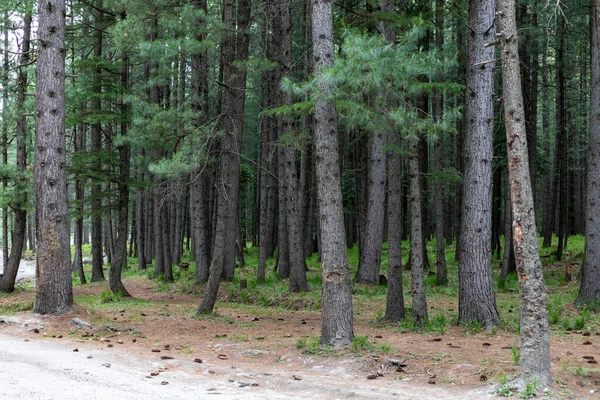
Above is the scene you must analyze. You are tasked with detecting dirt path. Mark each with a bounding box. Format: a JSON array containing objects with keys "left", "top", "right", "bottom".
[{"left": 0, "top": 315, "right": 495, "bottom": 400}]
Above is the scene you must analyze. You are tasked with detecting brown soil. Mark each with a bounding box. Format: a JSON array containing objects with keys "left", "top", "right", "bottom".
[{"left": 1, "top": 277, "right": 599, "bottom": 399}]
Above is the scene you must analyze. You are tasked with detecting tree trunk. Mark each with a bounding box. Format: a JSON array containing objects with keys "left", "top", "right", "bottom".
[
  {"left": 500, "top": 169, "right": 515, "bottom": 282},
  {"left": 198, "top": 0, "right": 250, "bottom": 314},
  {"left": 498, "top": 0, "right": 551, "bottom": 385},
  {"left": 555, "top": 17, "right": 568, "bottom": 261},
  {"left": 276, "top": 1, "right": 310, "bottom": 293},
  {"left": 312, "top": 0, "right": 354, "bottom": 347},
  {"left": 109, "top": 42, "right": 131, "bottom": 297},
  {"left": 90, "top": 0, "right": 104, "bottom": 282},
  {"left": 356, "top": 126, "right": 386, "bottom": 284},
  {"left": 458, "top": 0, "right": 500, "bottom": 328},
  {"left": 0, "top": 3, "right": 32, "bottom": 292},
  {"left": 1, "top": 10, "right": 8, "bottom": 273},
  {"left": 33, "top": 0, "right": 73, "bottom": 315},
  {"left": 409, "top": 139, "right": 428, "bottom": 326},
  {"left": 384, "top": 127, "right": 405, "bottom": 322},
  {"left": 576, "top": 0, "right": 600, "bottom": 305},
  {"left": 433, "top": 0, "right": 447, "bottom": 285}
]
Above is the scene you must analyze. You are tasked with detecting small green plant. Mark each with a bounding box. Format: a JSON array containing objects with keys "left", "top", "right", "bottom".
[
  {"left": 511, "top": 343, "right": 520, "bottom": 365},
  {"left": 427, "top": 312, "right": 449, "bottom": 334},
  {"left": 497, "top": 374, "right": 511, "bottom": 385},
  {"left": 463, "top": 320, "right": 484, "bottom": 334},
  {"left": 497, "top": 384, "right": 515, "bottom": 397},
  {"left": 296, "top": 337, "right": 307, "bottom": 349},
  {"left": 352, "top": 335, "right": 371, "bottom": 352},
  {"left": 100, "top": 289, "right": 122, "bottom": 303},
  {"left": 519, "top": 379, "right": 538, "bottom": 399}
]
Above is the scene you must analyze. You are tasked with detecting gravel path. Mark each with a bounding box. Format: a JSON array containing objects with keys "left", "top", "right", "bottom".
[{"left": 0, "top": 316, "right": 497, "bottom": 400}]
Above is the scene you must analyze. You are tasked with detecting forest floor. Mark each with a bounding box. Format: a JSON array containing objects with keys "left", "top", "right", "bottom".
[{"left": 1, "top": 269, "right": 600, "bottom": 399}]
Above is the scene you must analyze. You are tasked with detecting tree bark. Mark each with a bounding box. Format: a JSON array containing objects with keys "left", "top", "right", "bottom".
[
  {"left": 198, "top": 0, "right": 250, "bottom": 314},
  {"left": 109, "top": 41, "right": 131, "bottom": 297},
  {"left": 90, "top": 0, "right": 105, "bottom": 282},
  {"left": 312, "top": 0, "right": 354, "bottom": 347},
  {"left": 498, "top": 0, "right": 551, "bottom": 385},
  {"left": 555, "top": 16, "right": 568, "bottom": 261},
  {"left": 576, "top": 0, "right": 600, "bottom": 304},
  {"left": 33, "top": 0, "right": 73, "bottom": 315},
  {"left": 409, "top": 139, "right": 428, "bottom": 326},
  {"left": 458, "top": 0, "right": 500, "bottom": 328},
  {"left": 433, "top": 0, "right": 447, "bottom": 285}
]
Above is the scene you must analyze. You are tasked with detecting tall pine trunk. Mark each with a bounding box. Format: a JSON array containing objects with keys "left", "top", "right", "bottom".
[
  {"left": 198, "top": 0, "right": 251, "bottom": 314},
  {"left": 33, "top": 0, "right": 73, "bottom": 315},
  {"left": 312, "top": 0, "right": 354, "bottom": 347},
  {"left": 458, "top": 0, "right": 500, "bottom": 328},
  {"left": 498, "top": 0, "right": 551, "bottom": 385},
  {"left": 576, "top": 0, "right": 600, "bottom": 305}
]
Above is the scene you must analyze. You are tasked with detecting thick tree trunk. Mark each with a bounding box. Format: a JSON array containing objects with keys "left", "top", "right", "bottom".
[
  {"left": 409, "top": 139, "right": 428, "bottom": 326},
  {"left": 109, "top": 44, "right": 131, "bottom": 297},
  {"left": 198, "top": 0, "right": 250, "bottom": 314},
  {"left": 190, "top": 168, "right": 210, "bottom": 284},
  {"left": 498, "top": 0, "right": 551, "bottom": 385},
  {"left": 312, "top": 0, "right": 354, "bottom": 347},
  {"left": 90, "top": 0, "right": 104, "bottom": 282},
  {"left": 0, "top": 3, "right": 32, "bottom": 292},
  {"left": 33, "top": 0, "right": 73, "bottom": 315},
  {"left": 384, "top": 131, "right": 405, "bottom": 321},
  {"left": 433, "top": 0, "right": 446, "bottom": 285},
  {"left": 1, "top": 10, "right": 8, "bottom": 273},
  {"left": 356, "top": 127, "right": 386, "bottom": 284},
  {"left": 576, "top": 0, "right": 600, "bottom": 304},
  {"left": 458, "top": 0, "right": 500, "bottom": 328}
]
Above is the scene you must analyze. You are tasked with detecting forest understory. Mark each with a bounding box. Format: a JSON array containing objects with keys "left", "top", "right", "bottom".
[{"left": 1, "top": 240, "right": 599, "bottom": 399}]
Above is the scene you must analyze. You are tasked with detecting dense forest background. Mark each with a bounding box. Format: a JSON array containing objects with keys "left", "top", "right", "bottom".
[{"left": 0, "top": 0, "right": 595, "bottom": 321}]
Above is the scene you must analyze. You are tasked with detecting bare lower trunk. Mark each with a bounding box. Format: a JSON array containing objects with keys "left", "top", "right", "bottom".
[
  {"left": 498, "top": 0, "right": 551, "bottom": 385},
  {"left": 33, "top": 0, "right": 73, "bottom": 315},
  {"left": 576, "top": 0, "right": 600, "bottom": 304},
  {"left": 313, "top": 0, "right": 353, "bottom": 347},
  {"left": 458, "top": 0, "right": 500, "bottom": 329},
  {"left": 409, "top": 139, "right": 428, "bottom": 326}
]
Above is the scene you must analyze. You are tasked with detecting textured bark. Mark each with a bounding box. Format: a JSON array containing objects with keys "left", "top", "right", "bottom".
[
  {"left": 0, "top": 3, "right": 32, "bottom": 292},
  {"left": 356, "top": 127, "right": 386, "bottom": 284},
  {"left": 433, "top": 0, "right": 446, "bottom": 286},
  {"left": 198, "top": 0, "right": 250, "bottom": 314},
  {"left": 384, "top": 132, "right": 405, "bottom": 322},
  {"left": 313, "top": 0, "right": 354, "bottom": 347},
  {"left": 576, "top": 0, "right": 600, "bottom": 304},
  {"left": 191, "top": 168, "right": 210, "bottom": 284},
  {"left": 555, "top": 17, "right": 567, "bottom": 261},
  {"left": 540, "top": 35, "right": 553, "bottom": 248},
  {"left": 90, "top": 0, "right": 104, "bottom": 282},
  {"left": 498, "top": 0, "right": 551, "bottom": 385},
  {"left": 33, "top": 0, "right": 73, "bottom": 315},
  {"left": 257, "top": 0, "right": 278, "bottom": 279},
  {"left": 500, "top": 169, "right": 516, "bottom": 282},
  {"left": 109, "top": 43, "right": 131, "bottom": 297},
  {"left": 458, "top": 0, "right": 500, "bottom": 328},
  {"left": 72, "top": 122, "right": 86, "bottom": 283},
  {"left": 189, "top": 0, "right": 210, "bottom": 283},
  {"left": 136, "top": 174, "right": 146, "bottom": 270},
  {"left": 1, "top": 10, "right": 8, "bottom": 273},
  {"left": 409, "top": 139, "right": 428, "bottom": 326},
  {"left": 276, "top": 1, "right": 310, "bottom": 293}
]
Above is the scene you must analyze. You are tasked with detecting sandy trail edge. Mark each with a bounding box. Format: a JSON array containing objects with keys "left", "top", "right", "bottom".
[{"left": 0, "top": 315, "right": 497, "bottom": 400}]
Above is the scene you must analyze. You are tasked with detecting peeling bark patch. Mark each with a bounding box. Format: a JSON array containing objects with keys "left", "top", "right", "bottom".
[{"left": 323, "top": 272, "right": 343, "bottom": 283}]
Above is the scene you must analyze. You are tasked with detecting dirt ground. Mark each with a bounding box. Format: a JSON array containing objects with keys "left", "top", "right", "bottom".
[{"left": 1, "top": 278, "right": 599, "bottom": 399}]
